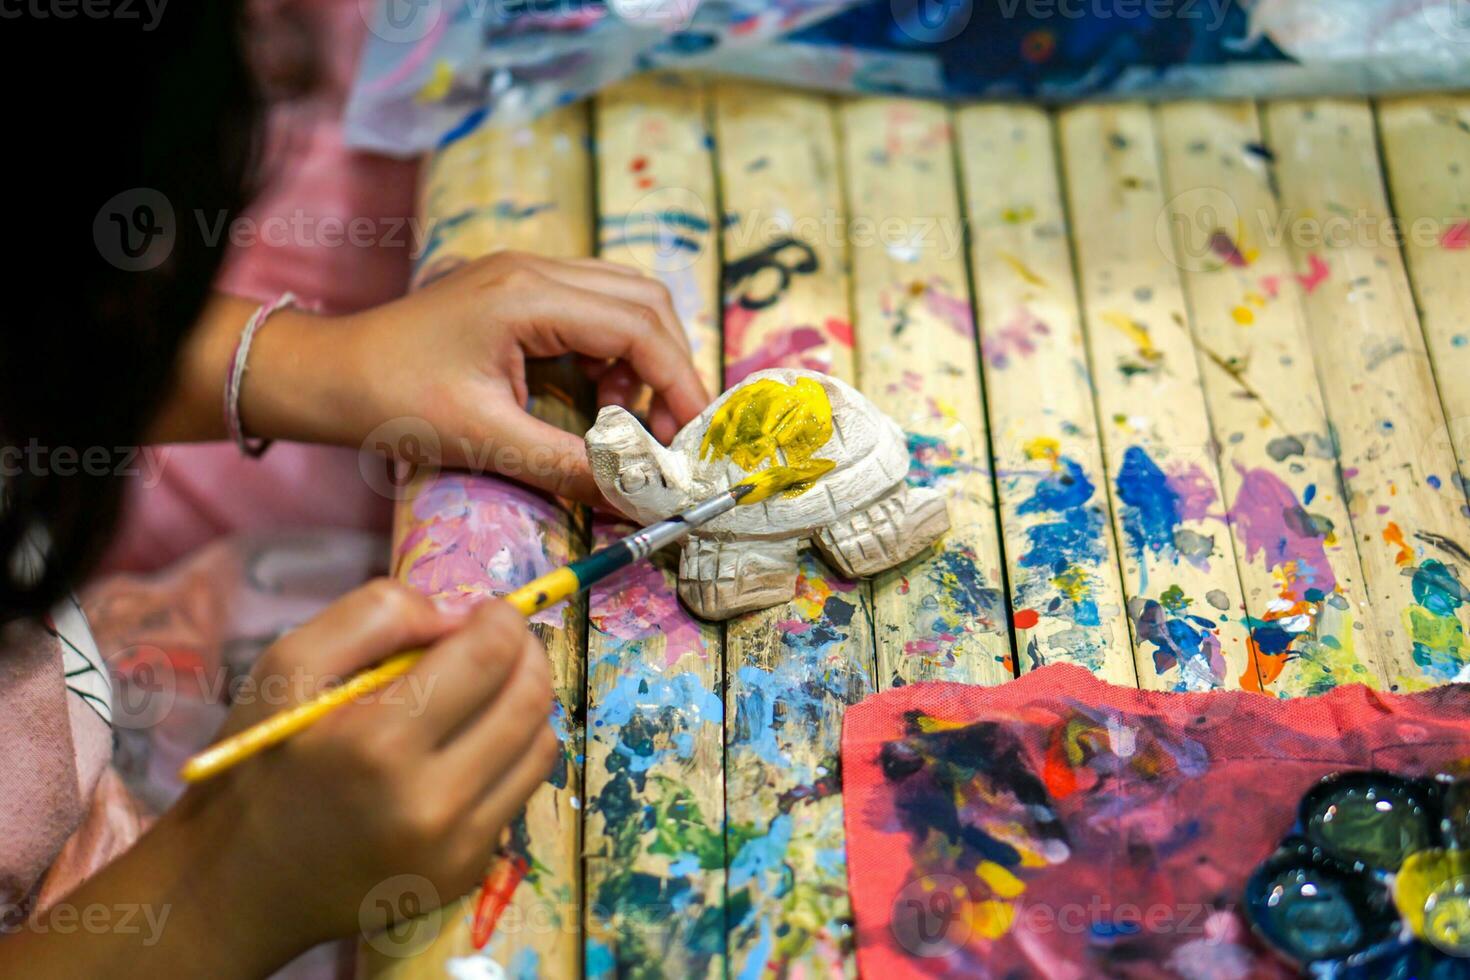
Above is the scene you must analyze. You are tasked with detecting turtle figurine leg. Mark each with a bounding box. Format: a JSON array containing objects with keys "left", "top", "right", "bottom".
[
  {"left": 812, "top": 484, "right": 949, "bottom": 578},
  {"left": 678, "top": 536, "right": 801, "bottom": 620}
]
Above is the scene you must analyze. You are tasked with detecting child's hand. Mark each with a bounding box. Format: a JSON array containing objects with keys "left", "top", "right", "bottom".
[
  {"left": 251, "top": 252, "right": 712, "bottom": 506},
  {"left": 181, "top": 580, "right": 558, "bottom": 959},
  {"left": 6, "top": 580, "right": 556, "bottom": 978}
]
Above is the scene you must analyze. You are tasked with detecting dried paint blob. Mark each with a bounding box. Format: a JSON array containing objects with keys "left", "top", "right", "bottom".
[
  {"left": 1299, "top": 773, "right": 1439, "bottom": 872},
  {"left": 1394, "top": 849, "right": 1470, "bottom": 956},
  {"left": 1245, "top": 848, "right": 1396, "bottom": 967}
]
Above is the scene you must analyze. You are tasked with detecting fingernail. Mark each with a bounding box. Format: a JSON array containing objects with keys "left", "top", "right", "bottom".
[{"left": 433, "top": 596, "right": 473, "bottom": 620}]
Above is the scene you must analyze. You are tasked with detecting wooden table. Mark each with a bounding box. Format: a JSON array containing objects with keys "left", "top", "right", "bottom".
[{"left": 362, "top": 81, "right": 1470, "bottom": 979}]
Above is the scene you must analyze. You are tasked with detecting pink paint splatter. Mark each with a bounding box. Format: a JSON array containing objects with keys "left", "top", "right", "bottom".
[
  {"left": 1165, "top": 464, "right": 1218, "bottom": 522},
  {"left": 1296, "top": 254, "right": 1330, "bottom": 293},
  {"left": 1229, "top": 465, "right": 1337, "bottom": 599},
  {"left": 982, "top": 306, "right": 1051, "bottom": 368},
  {"left": 925, "top": 287, "right": 975, "bottom": 338},
  {"left": 589, "top": 521, "right": 706, "bottom": 664},
  {"left": 1442, "top": 219, "right": 1470, "bottom": 250},
  {"left": 1259, "top": 275, "right": 1281, "bottom": 299},
  {"left": 723, "top": 303, "right": 759, "bottom": 358},
  {"left": 400, "top": 475, "right": 569, "bottom": 626},
  {"left": 726, "top": 326, "right": 829, "bottom": 384}
]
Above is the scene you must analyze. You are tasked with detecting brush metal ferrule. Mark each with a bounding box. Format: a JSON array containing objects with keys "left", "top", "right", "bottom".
[{"left": 624, "top": 487, "right": 743, "bottom": 561}]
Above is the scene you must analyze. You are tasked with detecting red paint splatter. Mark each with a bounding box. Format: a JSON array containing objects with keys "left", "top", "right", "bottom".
[
  {"left": 1296, "top": 253, "right": 1330, "bottom": 293},
  {"left": 826, "top": 317, "right": 854, "bottom": 347},
  {"left": 630, "top": 156, "right": 648, "bottom": 172},
  {"left": 1042, "top": 732, "right": 1079, "bottom": 797},
  {"left": 1442, "top": 219, "right": 1470, "bottom": 250},
  {"left": 636, "top": 177, "right": 655, "bottom": 190},
  {"left": 1021, "top": 29, "right": 1055, "bottom": 63},
  {"left": 470, "top": 853, "right": 529, "bottom": 949},
  {"left": 1013, "top": 608, "right": 1040, "bottom": 629}
]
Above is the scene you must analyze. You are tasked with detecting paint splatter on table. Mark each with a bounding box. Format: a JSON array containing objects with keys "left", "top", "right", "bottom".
[{"left": 362, "top": 84, "right": 1470, "bottom": 978}]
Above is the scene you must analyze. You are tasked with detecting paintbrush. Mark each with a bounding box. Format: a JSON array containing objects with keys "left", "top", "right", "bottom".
[{"left": 179, "top": 466, "right": 804, "bottom": 784}]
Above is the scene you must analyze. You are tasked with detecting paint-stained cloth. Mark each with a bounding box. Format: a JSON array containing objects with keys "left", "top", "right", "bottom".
[{"left": 841, "top": 663, "right": 1470, "bottom": 978}]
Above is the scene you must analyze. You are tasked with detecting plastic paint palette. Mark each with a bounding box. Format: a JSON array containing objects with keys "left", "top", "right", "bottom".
[{"left": 1244, "top": 771, "right": 1470, "bottom": 975}]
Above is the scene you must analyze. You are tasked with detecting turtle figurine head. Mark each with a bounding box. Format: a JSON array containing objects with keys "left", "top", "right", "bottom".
[{"left": 585, "top": 405, "right": 692, "bottom": 523}]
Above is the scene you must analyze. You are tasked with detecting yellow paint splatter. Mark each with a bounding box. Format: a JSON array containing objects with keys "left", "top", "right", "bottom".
[
  {"left": 703, "top": 377, "right": 836, "bottom": 500},
  {"left": 1394, "top": 849, "right": 1470, "bottom": 951},
  {"left": 1101, "top": 311, "right": 1162, "bottom": 364},
  {"left": 1053, "top": 565, "right": 1091, "bottom": 603},
  {"left": 1231, "top": 305, "right": 1255, "bottom": 325},
  {"left": 1384, "top": 521, "right": 1414, "bottom": 566},
  {"left": 967, "top": 899, "right": 1017, "bottom": 939},
  {"left": 1023, "top": 436, "right": 1060, "bottom": 463},
  {"left": 416, "top": 59, "right": 455, "bottom": 103},
  {"left": 977, "top": 861, "right": 1026, "bottom": 899},
  {"left": 1001, "top": 205, "right": 1036, "bottom": 225},
  {"left": 930, "top": 396, "right": 960, "bottom": 421},
  {"left": 998, "top": 252, "right": 1048, "bottom": 288}
]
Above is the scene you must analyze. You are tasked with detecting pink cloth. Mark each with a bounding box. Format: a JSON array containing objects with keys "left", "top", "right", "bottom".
[
  {"left": 841, "top": 664, "right": 1470, "bottom": 979},
  {"left": 100, "top": 0, "right": 417, "bottom": 575}
]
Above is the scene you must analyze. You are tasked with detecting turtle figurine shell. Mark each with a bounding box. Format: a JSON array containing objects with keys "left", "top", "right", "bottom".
[{"left": 585, "top": 367, "right": 950, "bottom": 620}]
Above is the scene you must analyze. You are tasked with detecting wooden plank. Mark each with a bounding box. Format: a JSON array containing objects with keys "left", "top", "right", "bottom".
[
  {"left": 712, "top": 83, "right": 871, "bottom": 978},
  {"left": 1155, "top": 100, "right": 1388, "bottom": 696},
  {"left": 361, "top": 105, "right": 592, "bottom": 980},
  {"left": 1378, "top": 94, "right": 1470, "bottom": 490},
  {"left": 1263, "top": 99, "right": 1470, "bottom": 689},
  {"left": 582, "top": 75, "right": 727, "bottom": 980},
  {"left": 838, "top": 97, "right": 1012, "bottom": 687},
  {"left": 955, "top": 104, "right": 1137, "bottom": 686},
  {"left": 1058, "top": 104, "right": 1257, "bottom": 693}
]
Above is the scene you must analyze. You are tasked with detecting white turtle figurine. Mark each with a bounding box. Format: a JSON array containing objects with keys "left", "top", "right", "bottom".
[{"left": 584, "top": 367, "right": 950, "bottom": 620}]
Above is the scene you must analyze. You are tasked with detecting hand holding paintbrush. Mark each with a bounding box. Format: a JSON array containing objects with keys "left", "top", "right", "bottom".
[{"left": 181, "top": 466, "right": 804, "bottom": 783}]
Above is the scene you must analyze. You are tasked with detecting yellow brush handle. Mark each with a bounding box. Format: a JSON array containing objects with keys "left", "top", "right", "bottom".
[{"left": 179, "top": 566, "right": 582, "bottom": 784}]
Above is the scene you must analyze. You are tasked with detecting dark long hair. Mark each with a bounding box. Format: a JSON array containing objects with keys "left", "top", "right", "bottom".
[{"left": 0, "top": 3, "right": 262, "bottom": 620}]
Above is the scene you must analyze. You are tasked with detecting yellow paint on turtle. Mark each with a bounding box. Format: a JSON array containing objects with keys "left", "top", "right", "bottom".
[{"left": 701, "top": 377, "right": 837, "bottom": 500}]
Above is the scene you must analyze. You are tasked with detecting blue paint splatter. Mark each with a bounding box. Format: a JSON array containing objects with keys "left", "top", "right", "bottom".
[
  {"left": 1018, "top": 457, "right": 1108, "bottom": 571},
  {"left": 1115, "top": 446, "right": 1182, "bottom": 560},
  {"left": 1130, "top": 597, "right": 1225, "bottom": 690},
  {"left": 592, "top": 659, "right": 723, "bottom": 772}
]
